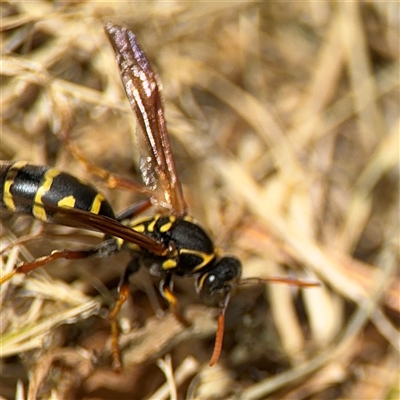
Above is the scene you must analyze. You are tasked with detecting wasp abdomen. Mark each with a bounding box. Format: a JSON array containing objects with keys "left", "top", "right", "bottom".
[{"left": 0, "top": 161, "right": 115, "bottom": 223}]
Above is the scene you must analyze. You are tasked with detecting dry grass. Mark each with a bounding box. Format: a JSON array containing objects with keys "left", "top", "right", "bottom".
[{"left": 1, "top": 2, "right": 399, "bottom": 399}]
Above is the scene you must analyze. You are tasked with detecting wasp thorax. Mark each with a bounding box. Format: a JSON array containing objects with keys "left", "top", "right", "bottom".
[{"left": 196, "top": 256, "right": 242, "bottom": 306}]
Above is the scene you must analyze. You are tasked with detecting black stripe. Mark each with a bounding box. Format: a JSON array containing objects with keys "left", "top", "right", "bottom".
[{"left": 8, "top": 164, "right": 48, "bottom": 215}]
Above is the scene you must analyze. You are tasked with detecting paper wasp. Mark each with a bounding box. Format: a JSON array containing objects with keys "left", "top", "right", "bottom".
[{"left": 0, "top": 22, "right": 317, "bottom": 371}]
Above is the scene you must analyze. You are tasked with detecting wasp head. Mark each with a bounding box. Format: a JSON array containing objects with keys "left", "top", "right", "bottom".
[{"left": 196, "top": 256, "right": 242, "bottom": 307}]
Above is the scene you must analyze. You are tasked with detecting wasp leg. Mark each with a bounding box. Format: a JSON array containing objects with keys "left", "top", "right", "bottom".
[
  {"left": 0, "top": 239, "right": 118, "bottom": 285},
  {"left": 116, "top": 199, "right": 152, "bottom": 221},
  {"left": 108, "top": 258, "right": 140, "bottom": 373},
  {"left": 61, "top": 134, "right": 150, "bottom": 194},
  {"left": 160, "top": 273, "right": 191, "bottom": 328}
]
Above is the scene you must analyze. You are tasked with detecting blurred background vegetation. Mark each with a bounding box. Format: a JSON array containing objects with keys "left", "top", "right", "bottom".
[{"left": 1, "top": 1, "right": 399, "bottom": 399}]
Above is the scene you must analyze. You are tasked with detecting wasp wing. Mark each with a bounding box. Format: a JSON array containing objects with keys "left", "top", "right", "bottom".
[
  {"left": 54, "top": 207, "right": 166, "bottom": 255},
  {"left": 46, "top": 204, "right": 166, "bottom": 255},
  {"left": 104, "top": 22, "right": 187, "bottom": 217},
  {"left": 2, "top": 195, "right": 167, "bottom": 256}
]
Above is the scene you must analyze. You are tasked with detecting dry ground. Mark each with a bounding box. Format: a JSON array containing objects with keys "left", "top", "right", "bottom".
[{"left": 1, "top": 2, "right": 399, "bottom": 399}]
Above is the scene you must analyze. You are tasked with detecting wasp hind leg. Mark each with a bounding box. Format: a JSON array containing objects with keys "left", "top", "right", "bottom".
[{"left": 0, "top": 239, "right": 118, "bottom": 285}]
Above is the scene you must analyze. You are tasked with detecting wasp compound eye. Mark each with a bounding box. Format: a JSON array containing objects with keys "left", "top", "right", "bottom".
[{"left": 196, "top": 256, "right": 242, "bottom": 306}]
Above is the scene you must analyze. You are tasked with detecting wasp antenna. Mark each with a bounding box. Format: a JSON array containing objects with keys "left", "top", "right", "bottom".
[
  {"left": 239, "top": 277, "right": 320, "bottom": 288},
  {"left": 209, "top": 309, "right": 225, "bottom": 367},
  {"left": 209, "top": 291, "right": 231, "bottom": 367}
]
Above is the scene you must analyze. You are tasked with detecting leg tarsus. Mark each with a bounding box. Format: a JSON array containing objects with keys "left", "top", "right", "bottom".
[{"left": 108, "top": 258, "right": 141, "bottom": 372}]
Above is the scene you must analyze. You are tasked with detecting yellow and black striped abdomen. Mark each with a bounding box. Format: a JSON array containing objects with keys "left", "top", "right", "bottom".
[{"left": 0, "top": 161, "right": 115, "bottom": 223}]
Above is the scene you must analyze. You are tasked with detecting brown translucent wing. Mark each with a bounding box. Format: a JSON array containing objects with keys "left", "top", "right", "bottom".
[
  {"left": 41, "top": 202, "right": 167, "bottom": 256},
  {"left": 105, "top": 22, "right": 187, "bottom": 217}
]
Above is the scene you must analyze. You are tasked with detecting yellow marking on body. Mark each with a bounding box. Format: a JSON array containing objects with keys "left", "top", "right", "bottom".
[
  {"left": 3, "top": 179, "right": 16, "bottom": 211},
  {"left": 116, "top": 237, "right": 124, "bottom": 250},
  {"left": 197, "top": 273, "right": 207, "bottom": 289},
  {"left": 159, "top": 222, "right": 172, "bottom": 233},
  {"left": 129, "top": 214, "right": 158, "bottom": 228},
  {"left": 33, "top": 168, "right": 61, "bottom": 221},
  {"left": 132, "top": 224, "right": 145, "bottom": 233},
  {"left": 3, "top": 161, "right": 28, "bottom": 211},
  {"left": 159, "top": 216, "right": 176, "bottom": 233},
  {"left": 32, "top": 205, "right": 46, "bottom": 221},
  {"left": 183, "top": 215, "right": 194, "bottom": 222},
  {"left": 147, "top": 218, "right": 157, "bottom": 233},
  {"left": 127, "top": 242, "right": 141, "bottom": 252},
  {"left": 57, "top": 195, "right": 76, "bottom": 208},
  {"left": 162, "top": 258, "right": 177, "bottom": 270},
  {"left": 91, "top": 193, "right": 105, "bottom": 214},
  {"left": 180, "top": 248, "right": 216, "bottom": 271}
]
